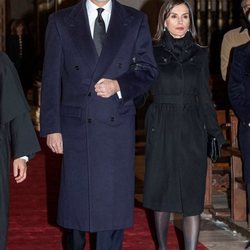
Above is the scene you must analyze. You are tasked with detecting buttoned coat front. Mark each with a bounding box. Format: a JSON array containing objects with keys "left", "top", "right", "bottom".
[
  {"left": 228, "top": 42, "right": 250, "bottom": 182},
  {"left": 40, "top": 0, "right": 157, "bottom": 232}
]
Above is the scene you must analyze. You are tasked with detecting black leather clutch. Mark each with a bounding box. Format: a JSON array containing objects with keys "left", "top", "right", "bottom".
[{"left": 207, "top": 135, "right": 220, "bottom": 163}]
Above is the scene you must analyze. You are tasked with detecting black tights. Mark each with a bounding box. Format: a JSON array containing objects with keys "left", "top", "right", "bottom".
[
  {"left": 154, "top": 211, "right": 200, "bottom": 250},
  {"left": 246, "top": 183, "right": 250, "bottom": 228}
]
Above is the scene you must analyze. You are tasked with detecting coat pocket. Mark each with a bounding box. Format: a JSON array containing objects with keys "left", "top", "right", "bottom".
[
  {"left": 60, "top": 106, "right": 84, "bottom": 138},
  {"left": 61, "top": 106, "right": 82, "bottom": 118}
]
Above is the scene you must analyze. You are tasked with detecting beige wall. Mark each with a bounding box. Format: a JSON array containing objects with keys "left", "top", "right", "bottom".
[
  {"left": 118, "top": 0, "right": 149, "bottom": 10},
  {"left": 9, "top": 0, "right": 33, "bottom": 19},
  {"left": 119, "top": 0, "right": 164, "bottom": 36}
]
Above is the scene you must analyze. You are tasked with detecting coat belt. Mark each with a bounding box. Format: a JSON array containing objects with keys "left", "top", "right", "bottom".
[{"left": 153, "top": 95, "right": 198, "bottom": 104}]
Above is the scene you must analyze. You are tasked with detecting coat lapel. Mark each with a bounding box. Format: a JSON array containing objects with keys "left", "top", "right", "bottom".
[
  {"left": 65, "top": 0, "right": 98, "bottom": 71},
  {"left": 64, "top": 0, "right": 131, "bottom": 78}
]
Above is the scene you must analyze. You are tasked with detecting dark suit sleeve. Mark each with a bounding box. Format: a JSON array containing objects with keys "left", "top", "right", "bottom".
[
  {"left": 0, "top": 52, "right": 40, "bottom": 159},
  {"left": 40, "top": 14, "right": 63, "bottom": 137},
  {"left": 10, "top": 112, "right": 40, "bottom": 159},
  {"left": 228, "top": 46, "right": 250, "bottom": 123},
  {"left": 116, "top": 14, "right": 158, "bottom": 103},
  {"left": 0, "top": 52, "right": 29, "bottom": 124}
]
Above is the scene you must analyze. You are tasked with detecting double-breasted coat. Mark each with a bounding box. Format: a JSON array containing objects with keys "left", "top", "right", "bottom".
[
  {"left": 228, "top": 42, "right": 250, "bottom": 183},
  {"left": 40, "top": 0, "right": 158, "bottom": 232},
  {"left": 0, "top": 52, "right": 40, "bottom": 249},
  {"left": 143, "top": 32, "right": 225, "bottom": 216}
]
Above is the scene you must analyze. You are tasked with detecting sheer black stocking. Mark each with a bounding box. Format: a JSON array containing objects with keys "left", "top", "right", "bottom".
[
  {"left": 246, "top": 183, "right": 250, "bottom": 229},
  {"left": 154, "top": 211, "right": 170, "bottom": 250},
  {"left": 183, "top": 215, "right": 200, "bottom": 250}
]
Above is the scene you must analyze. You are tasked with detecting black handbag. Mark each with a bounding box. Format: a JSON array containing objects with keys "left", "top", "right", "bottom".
[{"left": 207, "top": 134, "right": 220, "bottom": 163}]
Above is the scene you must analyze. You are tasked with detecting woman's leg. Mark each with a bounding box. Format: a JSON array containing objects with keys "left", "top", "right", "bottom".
[
  {"left": 154, "top": 211, "right": 170, "bottom": 250},
  {"left": 183, "top": 215, "right": 200, "bottom": 250},
  {"left": 246, "top": 183, "right": 250, "bottom": 230}
]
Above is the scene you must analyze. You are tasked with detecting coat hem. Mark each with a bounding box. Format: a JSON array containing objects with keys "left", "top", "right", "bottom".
[{"left": 57, "top": 221, "right": 134, "bottom": 233}]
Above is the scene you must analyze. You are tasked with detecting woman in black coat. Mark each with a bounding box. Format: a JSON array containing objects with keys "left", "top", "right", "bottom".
[{"left": 143, "top": 1, "right": 225, "bottom": 249}]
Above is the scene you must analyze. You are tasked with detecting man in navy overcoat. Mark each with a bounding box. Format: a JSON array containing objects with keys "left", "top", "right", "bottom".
[
  {"left": 40, "top": 0, "right": 158, "bottom": 248},
  {"left": 228, "top": 41, "right": 250, "bottom": 229}
]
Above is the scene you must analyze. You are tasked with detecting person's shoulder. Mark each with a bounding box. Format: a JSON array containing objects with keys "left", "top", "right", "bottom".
[
  {"left": 234, "top": 41, "right": 250, "bottom": 55},
  {"left": 152, "top": 43, "right": 163, "bottom": 56},
  {"left": 0, "top": 51, "right": 9, "bottom": 60},
  {"left": 235, "top": 41, "right": 250, "bottom": 50},
  {"left": 223, "top": 27, "right": 242, "bottom": 39},
  {"left": 0, "top": 52, "right": 12, "bottom": 80},
  {"left": 190, "top": 43, "right": 208, "bottom": 63},
  {"left": 193, "top": 43, "right": 208, "bottom": 54},
  {"left": 0, "top": 51, "right": 12, "bottom": 68}
]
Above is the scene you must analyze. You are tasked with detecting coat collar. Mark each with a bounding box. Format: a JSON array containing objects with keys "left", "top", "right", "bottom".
[
  {"left": 158, "top": 30, "right": 194, "bottom": 51},
  {"left": 154, "top": 31, "right": 198, "bottom": 63}
]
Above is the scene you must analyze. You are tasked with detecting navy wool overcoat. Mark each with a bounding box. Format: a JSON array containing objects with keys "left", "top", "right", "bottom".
[{"left": 40, "top": 0, "right": 158, "bottom": 232}]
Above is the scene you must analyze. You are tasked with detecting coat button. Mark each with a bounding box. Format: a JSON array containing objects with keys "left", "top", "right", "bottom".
[
  {"left": 88, "top": 92, "right": 91, "bottom": 96},
  {"left": 75, "top": 66, "right": 79, "bottom": 70},
  {"left": 88, "top": 118, "right": 92, "bottom": 123},
  {"left": 243, "top": 122, "right": 250, "bottom": 127},
  {"left": 110, "top": 117, "right": 115, "bottom": 122}
]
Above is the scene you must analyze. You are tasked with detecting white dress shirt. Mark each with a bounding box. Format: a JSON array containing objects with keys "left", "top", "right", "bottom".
[
  {"left": 20, "top": 156, "right": 29, "bottom": 162},
  {"left": 86, "top": 0, "right": 112, "bottom": 38}
]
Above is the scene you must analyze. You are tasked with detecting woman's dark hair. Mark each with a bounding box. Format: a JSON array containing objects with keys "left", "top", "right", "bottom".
[
  {"left": 154, "top": 0, "right": 197, "bottom": 42},
  {"left": 10, "top": 19, "right": 27, "bottom": 35}
]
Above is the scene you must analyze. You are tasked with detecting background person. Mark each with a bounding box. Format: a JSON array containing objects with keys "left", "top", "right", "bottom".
[
  {"left": 0, "top": 52, "right": 40, "bottom": 250},
  {"left": 220, "top": 0, "right": 250, "bottom": 82},
  {"left": 228, "top": 41, "right": 250, "bottom": 231}
]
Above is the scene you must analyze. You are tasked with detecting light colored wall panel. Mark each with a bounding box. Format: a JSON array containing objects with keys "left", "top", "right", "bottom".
[
  {"left": 118, "top": 0, "right": 149, "bottom": 10},
  {"left": 118, "top": 0, "right": 163, "bottom": 36},
  {"left": 9, "top": 0, "right": 33, "bottom": 19}
]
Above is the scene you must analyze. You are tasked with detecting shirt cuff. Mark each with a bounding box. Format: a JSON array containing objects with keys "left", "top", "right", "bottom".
[
  {"left": 19, "top": 156, "right": 29, "bottom": 162},
  {"left": 117, "top": 91, "right": 122, "bottom": 99}
]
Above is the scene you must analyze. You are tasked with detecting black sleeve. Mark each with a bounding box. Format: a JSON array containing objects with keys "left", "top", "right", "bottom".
[
  {"left": 198, "top": 48, "right": 225, "bottom": 146},
  {"left": 228, "top": 46, "right": 250, "bottom": 123},
  {"left": 10, "top": 112, "right": 40, "bottom": 159}
]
